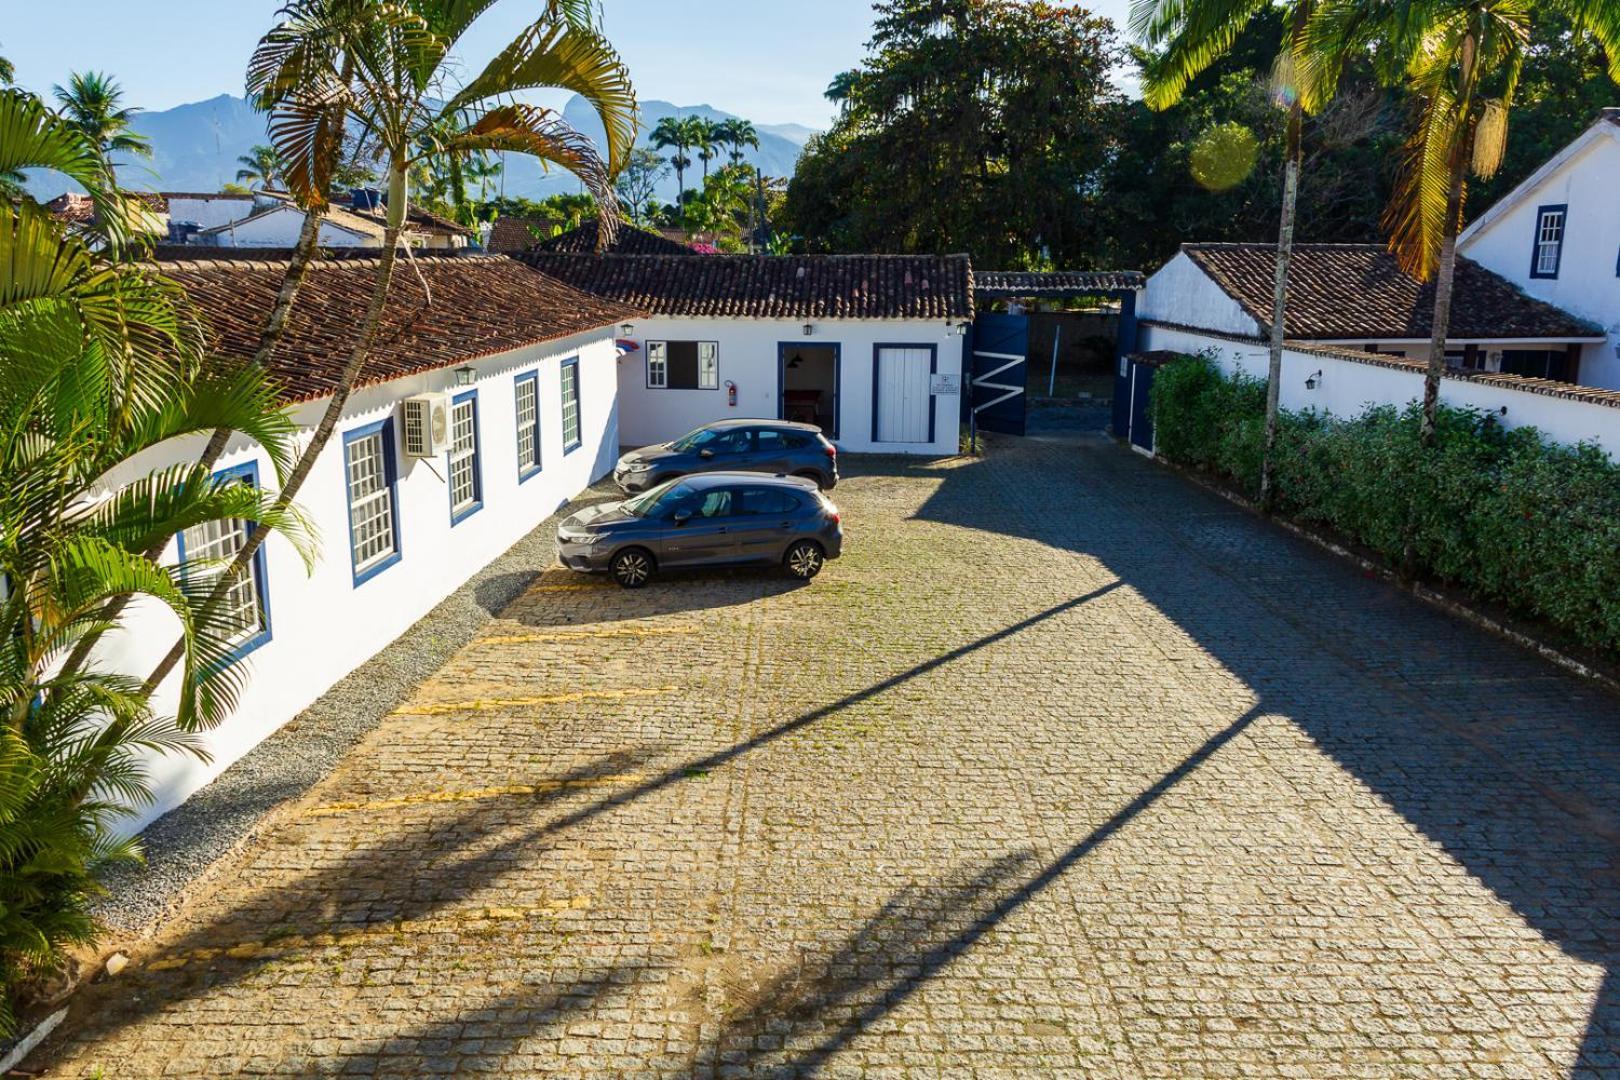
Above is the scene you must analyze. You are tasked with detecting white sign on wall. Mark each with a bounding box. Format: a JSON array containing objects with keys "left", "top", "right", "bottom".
[{"left": 930, "top": 373, "right": 962, "bottom": 395}]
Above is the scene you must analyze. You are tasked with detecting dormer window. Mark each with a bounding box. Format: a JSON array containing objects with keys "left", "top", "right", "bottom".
[{"left": 1531, "top": 204, "right": 1566, "bottom": 278}]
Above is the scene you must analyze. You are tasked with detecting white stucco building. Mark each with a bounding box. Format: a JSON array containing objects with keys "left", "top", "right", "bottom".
[
  {"left": 110, "top": 252, "right": 633, "bottom": 827},
  {"left": 190, "top": 191, "right": 473, "bottom": 251},
  {"left": 525, "top": 249, "right": 974, "bottom": 457},
  {"left": 1130, "top": 242, "right": 1619, "bottom": 456},
  {"left": 1459, "top": 107, "right": 1620, "bottom": 389}
]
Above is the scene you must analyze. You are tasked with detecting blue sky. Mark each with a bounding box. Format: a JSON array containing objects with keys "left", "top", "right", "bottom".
[{"left": 2, "top": 0, "right": 1136, "bottom": 127}]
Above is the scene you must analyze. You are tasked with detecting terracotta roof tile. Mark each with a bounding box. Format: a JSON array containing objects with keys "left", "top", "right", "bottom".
[
  {"left": 161, "top": 253, "right": 639, "bottom": 403},
  {"left": 977, "top": 270, "right": 1144, "bottom": 296},
  {"left": 1182, "top": 243, "right": 1599, "bottom": 340},
  {"left": 529, "top": 218, "right": 696, "bottom": 256},
  {"left": 521, "top": 252, "right": 975, "bottom": 320},
  {"left": 486, "top": 216, "right": 561, "bottom": 254},
  {"left": 47, "top": 191, "right": 168, "bottom": 225}
]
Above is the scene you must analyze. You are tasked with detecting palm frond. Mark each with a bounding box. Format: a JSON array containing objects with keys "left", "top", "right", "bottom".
[
  {"left": 1139, "top": 0, "right": 1277, "bottom": 109},
  {"left": 1472, "top": 96, "right": 1508, "bottom": 177},
  {"left": 441, "top": 103, "right": 621, "bottom": 230},
  {"left": 442, "top": 18, "right": 636, "bottom": 175},
  {"left": 1383, "top": 72, "right": 1461, "bottom": 279}
]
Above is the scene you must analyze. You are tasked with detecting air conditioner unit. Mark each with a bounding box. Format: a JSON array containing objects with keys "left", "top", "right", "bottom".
[{"left": 402, "top": 392, "right": 452, "bottom": 457}]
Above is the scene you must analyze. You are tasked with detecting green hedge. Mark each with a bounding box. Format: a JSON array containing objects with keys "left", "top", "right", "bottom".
[{"left": 1150, "top": 354, "right": 1620, "bottom": 654}]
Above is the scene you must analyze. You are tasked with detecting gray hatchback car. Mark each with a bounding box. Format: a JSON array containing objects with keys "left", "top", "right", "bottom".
[
  {"left": 557, "top": 472, "right": 843, "bottom": 588},
  {"left": 612, "top": 419, "right": 838, "bottom": 493}
]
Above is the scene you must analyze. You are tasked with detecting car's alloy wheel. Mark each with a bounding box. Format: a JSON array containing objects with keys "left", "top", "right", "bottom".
[
  {"left": 612, "top": 549, "right": 653, "bottom": 588},
  {"left": 784, "top": 541, "right": 825, "bottom": 580}
]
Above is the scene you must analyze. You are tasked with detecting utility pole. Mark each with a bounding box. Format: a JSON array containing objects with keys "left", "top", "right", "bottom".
[{"left": 753, "top": 169, "right": 771, "bottom": 254}]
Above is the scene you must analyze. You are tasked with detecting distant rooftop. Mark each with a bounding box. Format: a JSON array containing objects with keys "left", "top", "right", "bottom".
[
  {"left": 976, "top": 270, "right": 1144, "bottom": 296},
  {"left": 528, "top": 218, "right": 696, "bottom": 256},
  {"left": 1181, "top": 243, "right": 1601, "bottom": 341},
  {"left": 521, "top": 252, "right": 974, "bottom": 320}
]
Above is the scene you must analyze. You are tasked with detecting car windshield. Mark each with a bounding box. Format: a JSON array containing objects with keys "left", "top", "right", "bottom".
[
  {"left": 668, "top": 426, "right": 726, "bottom": 452},
  {"left": 623, "top": 479, "right": 696, "bottom": 518}
]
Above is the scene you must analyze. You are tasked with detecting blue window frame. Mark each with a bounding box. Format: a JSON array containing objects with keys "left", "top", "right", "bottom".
[
  {"left": 514, "top": 370, "right": 542, "bottom": 481},
  {"left": 448, "top": 388, "right": 484, "bottom": 523},
  {"left": 1530, "top": 204, "right": 1567, "bottom": 279},
  {"left": 560, "top": 358, "right": 582, "bottom": 453},
  {"left": 343, "top": 418, "right": 403, "bottom": 586},
  {"left": 175, "top": 460, "right": 272, "bottom": 666}
]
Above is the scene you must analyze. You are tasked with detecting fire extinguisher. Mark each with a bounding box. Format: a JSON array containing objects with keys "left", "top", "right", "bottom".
[{"left": 725, "top": 380, "right": 737, "bottom": 407}]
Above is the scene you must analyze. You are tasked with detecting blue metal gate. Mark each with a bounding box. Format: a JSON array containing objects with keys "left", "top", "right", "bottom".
[{"left": 968, "top": 313, "right": 1029, "bottom": 436}]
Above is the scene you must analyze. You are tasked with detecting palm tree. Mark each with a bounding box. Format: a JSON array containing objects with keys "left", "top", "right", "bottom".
[
  {"left": 825, "top": 69, "right": 862, "bottom": 111},
  {"left": 235, "top": 143, "right": 287, "bottom": 190},
  {"left": 692, "top": 164, "right": 752, "bottom": 244},
  {"left": 1132, "top": 0, "right": 1329, "bottom": 509},
  {"left": 688, "top": 115, "right": 719, "bottom": 179},
  {"left": 144, "top": 0, "right": 638, "bottom": 689},
  {"left": 0, "top": 46, "right": 14, "bottom": 86},
  {"left": 1306, "top": 0, "right": 1619, "bottom": 443},
  {"left": 51, "top": 71, "right": 152, "bottom": 169},
  {"left": 718, "top": 117, "right": 760, "bottom": 165},
  {"left": 0, "top": 90, "right": 310, "bottom": 1030},
  {"left": 650, "top": 114, "right": 692, "bottom": 203},
  {"left": 1, "top": 87, "right": 148, "bottom": 244}
]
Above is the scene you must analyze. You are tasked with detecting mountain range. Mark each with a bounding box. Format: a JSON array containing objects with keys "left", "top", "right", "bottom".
[{"left": 26, "top": 94, "right": 816, "bottom": 203}]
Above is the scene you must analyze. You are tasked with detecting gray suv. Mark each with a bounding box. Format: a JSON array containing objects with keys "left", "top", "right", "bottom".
[
  {"left": 557, "top": 472, "right": 843, "bottom": 588},
  {"left": 612, "top": 419, "right": 838, "bottom": 493}
]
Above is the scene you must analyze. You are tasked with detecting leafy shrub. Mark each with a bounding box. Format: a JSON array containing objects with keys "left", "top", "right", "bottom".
[{"left": 1151, "top": 354, "right": 1620, "bottom": 654}]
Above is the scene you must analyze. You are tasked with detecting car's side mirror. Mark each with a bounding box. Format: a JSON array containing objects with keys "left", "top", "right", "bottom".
[
  {"left": 672, "top": 510, "right": 692, "bottom": 525},
  {"left": 698, "top": 448, "right": 715, "bottom": 459}
]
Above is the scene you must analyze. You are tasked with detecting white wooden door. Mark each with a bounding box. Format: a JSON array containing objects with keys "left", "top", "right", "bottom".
[{"left": 875, "top": 347, "right": 932, "bottom": 443}]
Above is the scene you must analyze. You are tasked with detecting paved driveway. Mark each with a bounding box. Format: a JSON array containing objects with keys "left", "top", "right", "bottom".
[{"left": 43, "top": 410, "right": 1620, "bottom": 1078}]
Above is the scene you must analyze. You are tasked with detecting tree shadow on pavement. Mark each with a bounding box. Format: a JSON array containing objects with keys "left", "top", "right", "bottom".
[
  {"left": 702, "top": 707, "right": 1262, "bottom": 1078},
  {"left": 42, "top": 584, "right": 1126, "bottom": 1074},
  {"left": 912, "top": 425, "right": 1620, "bottom": 1075},
  {"left": 40, "top": 746, "right": 668, "bottom": 1074}
]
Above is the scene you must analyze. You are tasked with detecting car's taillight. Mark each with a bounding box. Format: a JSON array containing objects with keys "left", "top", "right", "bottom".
[{"left": 823, "top": 443, "right": 837, "bottom": 458}]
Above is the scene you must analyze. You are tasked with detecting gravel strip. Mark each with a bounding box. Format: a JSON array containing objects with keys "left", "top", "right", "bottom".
[{"left": 93, "top": 482, "right": 618, "bottom": 934}]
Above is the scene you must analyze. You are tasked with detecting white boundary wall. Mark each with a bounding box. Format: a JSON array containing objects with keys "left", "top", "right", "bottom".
[
  {"left": 99, "top": 330, "right": 620, "bottom": 830},
  {"left": 1140, "top": 322, "right": 1620, "bottom": 459},
  {"left": 615, "top": 316, "right": 965, "bottom": 456}
]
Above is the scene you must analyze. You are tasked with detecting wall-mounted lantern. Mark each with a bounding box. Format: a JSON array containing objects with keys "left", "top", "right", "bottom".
[
  {"left": 454, "top": 365, "right": 477, "bottom": 387},
  {"left": 620, "top": 322, "right": 635, "bottom": 337},
  {"left": 1305, "top": 370, "right": 1323, "bottom": 390},
  {"left": 803, "top": 322, "right": 815, "bottom": 337}
]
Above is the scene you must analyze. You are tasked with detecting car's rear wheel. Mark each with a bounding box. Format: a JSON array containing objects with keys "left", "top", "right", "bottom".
[
  {"left": 793, "top": 470, "right": 828, "bottom": 489},
  {"left": 783, "top": 540, "right": 826, "bottom": 580},
  {"left": 611, "top": 547, "right": 655, "bottom": 588}
]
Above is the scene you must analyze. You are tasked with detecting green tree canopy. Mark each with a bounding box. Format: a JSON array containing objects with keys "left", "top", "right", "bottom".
[{"left": 782, "top": 0, "right": 1121, "bottom": 269}]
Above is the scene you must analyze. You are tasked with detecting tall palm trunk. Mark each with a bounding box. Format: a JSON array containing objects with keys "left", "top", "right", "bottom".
[
  {"left": 1258, "top": 104, "right": 1303, "bottom": 511},
  {"left": 54, "top": 203, "right": 329, "bottom": 685},
  {"left": 145, "top": 165, "right": 409, "bottom": 694},
  {"left": 1420, "top": 163, "right": 1468, "bottom": 446},
  {"left": 1420, "top": 31, "right": 1480, "bottom": 448}
]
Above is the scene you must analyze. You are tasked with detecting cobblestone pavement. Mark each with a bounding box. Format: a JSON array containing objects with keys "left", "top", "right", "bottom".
[{"left": 41, "top": 410, "right": 1620, "bottom": 1078}]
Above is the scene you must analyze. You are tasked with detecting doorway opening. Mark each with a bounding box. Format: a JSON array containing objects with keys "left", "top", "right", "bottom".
[{"left": 780, "top": 344, "right": 840, "bottom": 438}]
